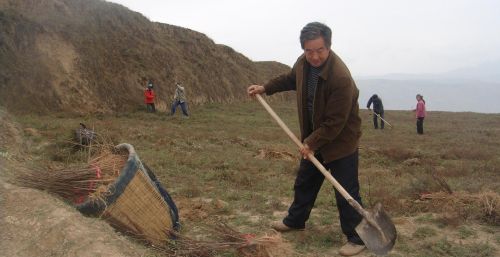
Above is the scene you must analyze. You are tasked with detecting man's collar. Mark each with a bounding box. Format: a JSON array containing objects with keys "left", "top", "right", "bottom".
[
  {"left": 319, "top": 50, "right": 335, "bottom": 80},
  {"left": 304, "top": 50, "right": 335, "bottom": 80}
]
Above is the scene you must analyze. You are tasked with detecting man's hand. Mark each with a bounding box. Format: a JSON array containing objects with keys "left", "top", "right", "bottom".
[
  {"left": 299, "top": 144, "right": 313, "bottom": 160},
  {"left": 247, "top": 85, "right": 265, "bottom": 97}
]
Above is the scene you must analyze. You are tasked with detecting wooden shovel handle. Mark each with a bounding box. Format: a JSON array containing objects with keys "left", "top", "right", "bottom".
[
  {"left": 255, "top": 94, "right": 366, "bottom": 216},
  {"left": 372, "top": 110, "right": 393, "bottom": 128}
]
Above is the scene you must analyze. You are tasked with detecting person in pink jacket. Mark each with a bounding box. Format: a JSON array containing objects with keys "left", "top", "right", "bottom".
[{"left": 414, "top": 94, "right": 426, "bottom": 134}]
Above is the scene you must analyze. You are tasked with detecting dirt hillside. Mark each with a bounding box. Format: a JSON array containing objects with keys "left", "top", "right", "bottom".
[{"left": 0, "top": 0, "right": 291, "bottom": 114}]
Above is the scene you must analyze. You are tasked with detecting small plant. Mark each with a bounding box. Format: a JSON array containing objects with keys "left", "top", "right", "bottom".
[
  {"left": 457, "top": 226, "right": 476, "bottom": 239},
  {"left": 268, "top": 198, "right": 287, "bottom": 211},
  {"left": 412, "top": 226, "right": 437, "bottom": 239},
  {"left": 415, "top": 213, "right": 434, "bottom": 223},
  {"left": 420, "top": 238, "right": 496, "bottom": 257},
  {"left": 178, "top": 186, "right": 202, "bottom": 198}
]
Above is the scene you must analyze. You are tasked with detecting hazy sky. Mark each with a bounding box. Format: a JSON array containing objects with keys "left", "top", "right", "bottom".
[{"left": 108, "top": 0, "right": 500, "bottom": 77}]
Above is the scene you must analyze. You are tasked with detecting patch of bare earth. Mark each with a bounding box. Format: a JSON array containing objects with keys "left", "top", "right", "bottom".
[{"left": 0, "top": 176, "right": 150, "bottom": 257}]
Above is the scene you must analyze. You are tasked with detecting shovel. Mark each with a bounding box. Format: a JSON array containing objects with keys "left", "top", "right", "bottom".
[
  {"left": 371, "top": 110, "right": 393, "bottom": 128},
  {"left": 255, "top": 94, "right": 397, "bottom": 255}
]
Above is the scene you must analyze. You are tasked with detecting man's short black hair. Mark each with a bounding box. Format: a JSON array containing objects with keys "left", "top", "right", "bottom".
[{"left": 300, "top": 22, "right": 332, "bottom": 49}]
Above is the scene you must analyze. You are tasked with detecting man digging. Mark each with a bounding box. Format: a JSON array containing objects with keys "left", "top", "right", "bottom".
[{"left": 247, "top": 22, "right": 365, "bottom": 256}]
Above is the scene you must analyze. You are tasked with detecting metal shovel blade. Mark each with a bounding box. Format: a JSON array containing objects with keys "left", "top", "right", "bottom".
[{"left": 355, "top": 203, "right": 397, "bottom": 255}]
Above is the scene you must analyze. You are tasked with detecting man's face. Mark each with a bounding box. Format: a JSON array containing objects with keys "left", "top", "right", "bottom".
[{"left": 304, "top": 37, "right": 329, "bottom": 67}]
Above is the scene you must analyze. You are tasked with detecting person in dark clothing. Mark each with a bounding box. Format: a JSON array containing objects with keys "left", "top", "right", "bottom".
[
  {"left": 247, "top": 22, "right": 365, "bottom": 256},
  {"left": 366, "top": 94, "right": 384, "bottom": 129}
]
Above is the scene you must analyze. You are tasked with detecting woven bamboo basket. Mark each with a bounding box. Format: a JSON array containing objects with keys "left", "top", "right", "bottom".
[{"left": 76, "top": 143, "right": 179, "bottom": 245}]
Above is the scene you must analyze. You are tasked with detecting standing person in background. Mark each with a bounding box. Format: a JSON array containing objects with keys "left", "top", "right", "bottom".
[
  {"left": 413, "top": 94, "right": 426, "bottom": 134},
  {"left": 247, "top": 22, "right": 365, "bottom": 256},
  {"left": 144, "top": 80, "right": 156, "bottom": 113},
  {"left": 366, "top": 94, "right": 384, "bottom": 129},
  {"left": 171, "top": 82, "right": 189, "bottom": 117}
]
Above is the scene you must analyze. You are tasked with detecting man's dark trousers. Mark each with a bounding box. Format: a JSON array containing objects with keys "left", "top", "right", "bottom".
[
  {"left": 283, "top": 150, "right": 364, "bottom": 245},
  {"left": 373, "top": 111, "right": 384, "bottom": 129}
]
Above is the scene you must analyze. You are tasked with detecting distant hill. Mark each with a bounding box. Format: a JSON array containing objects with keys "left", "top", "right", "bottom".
[
  {"left": 0, "top": 0, "right": 290, "bottom": 114},
  {"left": 361, "top": 60, "right": 500, "bottom": 84},
  {"left": 356, "top": 60, "right": 500, "bottom": 113},
  {"left": 356, "top": 78, "right": 500, "bottom": 113}
]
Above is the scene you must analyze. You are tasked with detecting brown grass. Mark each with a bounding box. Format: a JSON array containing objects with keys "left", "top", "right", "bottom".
[
  {"left": 7, "top": 102, "right": 500, "bottom": 257},
  {"left": 14, "top": 145, "right": 127, "bottom": 203},
  {"left": 440, "top": 146, "right": 494, "bottom": 160},
  {"left": 156, "top": 222, "right": 294, "bottom": 257},
  {"left": 418, "top": 191, "right": 499, "bottom": 225}
]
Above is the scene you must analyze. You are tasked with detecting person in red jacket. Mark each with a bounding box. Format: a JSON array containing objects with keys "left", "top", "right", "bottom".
[{"left": 144, "top": 81, "right": 156, "bottom": 113}]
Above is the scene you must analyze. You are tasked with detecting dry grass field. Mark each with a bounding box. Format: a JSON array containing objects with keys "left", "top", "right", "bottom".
[{"left": 2, "top": 100, "right": 499, "bottom": 257}]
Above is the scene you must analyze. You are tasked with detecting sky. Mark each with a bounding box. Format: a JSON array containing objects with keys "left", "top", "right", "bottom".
[{"left": 107, "top": 0, "right": 500, "bottom": 77}]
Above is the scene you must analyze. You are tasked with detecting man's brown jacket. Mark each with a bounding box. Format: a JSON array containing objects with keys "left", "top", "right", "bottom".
[{"left": 264, "top": 50, "right": 361, "bottom": 163}]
